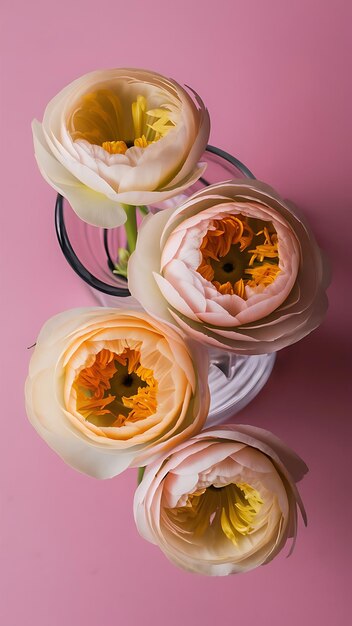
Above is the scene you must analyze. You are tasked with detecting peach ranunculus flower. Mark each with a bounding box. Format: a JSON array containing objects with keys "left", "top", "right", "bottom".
[
  {"left": 134, "top": 425, "right": 307, "bottom": 576},
  {"left": 32, "top": 68, "right": 210, "bottom": 228},
  {"left": 25, "top": 308, "right": 210, "bottom": 479},
  {"left": 129, "top": 180, "right": 328, "bottom": 354}
]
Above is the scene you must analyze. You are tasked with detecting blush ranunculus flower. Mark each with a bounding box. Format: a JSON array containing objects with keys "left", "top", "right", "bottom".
[
  {"left": 32, "top": 68, "right": 210, "bottom": 228},
  {"left": 134, "top": 425, "right": 307, "bottom": 575},
  {"left": 25, "top": 308, "right": 210, "bottom": 478},
  {"left": 129, "top": 180, "right": 328, "bottom": 354}
]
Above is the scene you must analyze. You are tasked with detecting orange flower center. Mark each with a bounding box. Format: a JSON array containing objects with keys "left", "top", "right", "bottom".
[
  {"left": 196, "top": 215, "right": 280, "bottom": 299},
  {"left": 73, "top": 347, "right": 158, "bottom": 427}
]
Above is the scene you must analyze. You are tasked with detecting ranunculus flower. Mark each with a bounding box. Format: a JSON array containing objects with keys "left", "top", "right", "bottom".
[
  {"left": 134, "top": 425, "right": 307, "bottom": 575},
  {"left": 25, "top": 308, "right": 209, "bottom": 478},
  {"left": 129, "top": 180, "right": 328, "bottom": 354},
  {"left": 32, "top": 68, "right": 210, "bottom": 228}
]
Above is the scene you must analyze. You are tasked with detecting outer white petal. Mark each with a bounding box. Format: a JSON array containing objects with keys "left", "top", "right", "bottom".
[
  {"left": 33, "top": 120, "right": 126, "bottom": 228},
  {"left": 168, "top": 93, "right": 210, "bottom": 187},
  {"left": 128, "top": 209, "right": 176, "bottom": 324},
  {"left": 107, "top": 162, "right": 207, "bottom": 206},
  {"left": 25, "top": 369, "right": 134, "bottom": 479}
]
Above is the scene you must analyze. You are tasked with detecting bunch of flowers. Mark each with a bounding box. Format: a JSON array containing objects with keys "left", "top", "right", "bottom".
[{"left": 27, "top": 68, "right": 328, "bottom": 576}]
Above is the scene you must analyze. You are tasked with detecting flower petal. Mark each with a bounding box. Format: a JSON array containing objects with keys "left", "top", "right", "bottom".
[{"left": 33, "top": 121, "right": 126, "bottom": 228}]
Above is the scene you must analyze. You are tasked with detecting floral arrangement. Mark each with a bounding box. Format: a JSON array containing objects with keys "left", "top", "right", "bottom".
[{"left": 27, "top": 68, "right": 328, "bottom": 576}]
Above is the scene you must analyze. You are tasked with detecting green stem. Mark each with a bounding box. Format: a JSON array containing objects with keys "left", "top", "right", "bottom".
[
  {"left": 138, "top": 205, "right": 149, "bottom": 216},
  {"left": 137, "top": 466, "right": 146, "bottom": 484},
  {"left": 122, "top": 204, "right": 138, "bottom": 253}
]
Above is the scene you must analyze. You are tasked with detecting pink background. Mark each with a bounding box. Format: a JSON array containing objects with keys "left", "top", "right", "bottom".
[{"left": 1, "top": 1, "right": 351, "bottom": 624}]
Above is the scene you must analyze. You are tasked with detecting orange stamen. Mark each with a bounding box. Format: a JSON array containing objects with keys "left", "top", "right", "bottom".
[
  {"left": 196, "top": 215, "right": 280, "bottom": 300},
  {"left": 74, "top": 347, "right": 158, "bottom": 426}
]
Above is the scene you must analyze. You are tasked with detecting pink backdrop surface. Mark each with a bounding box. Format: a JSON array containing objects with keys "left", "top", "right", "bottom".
[{"left": 1, "top": 1, "right": 351, "bottom": 624}]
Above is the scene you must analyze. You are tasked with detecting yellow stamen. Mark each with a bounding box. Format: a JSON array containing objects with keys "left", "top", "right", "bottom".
[
  {"left": 132, "top": 96, "right": 175, "bottom": 143},
  {"left": 166, "top": 483, "right": 263, "bottom": 546},
  {"left": 245, "top": 263, "right": 281, "bottom": 288},
  {"left": 220, "top": 483, "right": 263, "bottom": 545},
  {"left": 146, "top": 106, "right": 176, "bottom": 140},
  {"left": 74, "top": 347, "right": 158, "bottom": 427},
  {"left": 132, "top": 95, "right": 147, "bottom": 139},
  {"left": 199, "top": 215, "right": 251, "bottom": 263},
  {"left": 212, "top": 278, "right": 246, "bottom": 298},
  {"left": 134, "top": 135, "right": 154, "bottom": 148},
  {"left": 248, "top": 228, "right": 278, "bottom": 265},
  {"left": 196, "top": 215, "right": 280, "bottom": 300},
  {"left": 101, "top": 140, "right": 128, "bottom": 155},
  {"left": 70, "top": 90, "right": 176, "bottom": 154},
  {"left": 76, "top": 348, "right": 116, "bottom": 402}
]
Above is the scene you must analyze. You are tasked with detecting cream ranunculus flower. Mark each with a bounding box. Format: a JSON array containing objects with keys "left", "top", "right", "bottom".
[
  {"left": 129, "top": 180, "right": 329, "bottom": 354},
  {"left": 25, "top": 308, "right": 210, "bottom": 478},
  {"left": 134, "top": 425, "right": 307, "bottom": 576},
  {"left": 32, "top": 68, "right": 210, "bottom": 228}
]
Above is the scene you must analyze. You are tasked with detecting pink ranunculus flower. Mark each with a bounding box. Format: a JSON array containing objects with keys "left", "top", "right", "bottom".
[
  {"left": 129, "top": 180, "right": 328, "bottom": 354},
  {"left": 32, "top": 68, "right": 210, "bottom": 228},
  {"left": 25, "top": 308, "right": 210, "bottom": 479},
  {"left": 134, "top": 425, "right": 307, "bottom": 576}
]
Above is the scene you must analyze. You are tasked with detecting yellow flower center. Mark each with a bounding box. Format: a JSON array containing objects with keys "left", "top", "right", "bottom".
[
  {"left": 196, "top": 215, "right": 280, "bottom": 299},
  {"left": 69, "top": 90, "right": 176, "bottom": 153},
  {"left": 166, "top": 482, "right": 263, "bottom": 546},
  {"left": 73, "top": 347, "right": 158, "bottom": 427}
]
